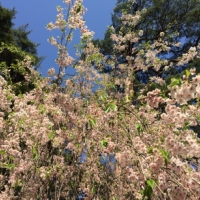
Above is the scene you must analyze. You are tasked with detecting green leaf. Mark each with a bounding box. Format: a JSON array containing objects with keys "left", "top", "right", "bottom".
[
  {"left": 14, "top": 179, "right": 23, "bottom": 193},
  {"left": 184, "top": 121, "right": 190, "bottom": 130},
  {"left": 38, "top": 103, "right": 46, "bottom": 114},
  {"left": 136, "top": 123, "right": 143, "bottom": 132},
  {"left": 185, "top": 69, "right": 190, "bottom": 77},
  {"left": 147, "top": 179, "right": 155, "bottom": 188},
  {"left": 110, "top": 103, "right": 117, "bottom": 111},
  {"left": 1, "top": 163, "right": 15, "bottom": 169},
  {"left": 105, "top": 105, "right": 111, "bottom": 113},
  {"left": 147, "top": 147, "right": 153, "bottom": 154},
  {"left": 76, "top": 4, "right": 82, "bottom": 13},
  {"left": 0, "top": 150, "right": 6, "bottom": 155},
  {"left": 89, "top": 118, "right": 97, "bottom": 128},
  {"left": 48, "top": 131, "right": 56, "bottom": 140},
  {"left": 91, "top": 187, "right": 96, "bottom": 194},
  {"left": 32, "top": 143, "right": 39, "bottom": 160},
  {"left": 100, "top": 140, "right": 108, "bottom": 147},
  {"left": 143, "top": 179, "right": 155, "bottom": 199},
  {"left": 105, "top": 103, "right": 117, "bottom": 113},
  {"left": 170, "top": 78, "right": 181, "bottom": 87},
  {"left": 160, "top": 149, "right": 169, "bottom": 165}
]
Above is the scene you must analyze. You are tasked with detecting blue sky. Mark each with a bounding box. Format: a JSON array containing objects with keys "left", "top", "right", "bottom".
[{"left": 1, "top": 0, "right": 116, "bottom": 76}]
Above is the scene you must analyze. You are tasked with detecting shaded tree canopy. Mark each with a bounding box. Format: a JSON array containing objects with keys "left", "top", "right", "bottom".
[
  {"left": 0, "top": 4, "right": 44, "bottom": 94},
  {"left": 0, "top": 4, "right": 45, "bottom": 69}
]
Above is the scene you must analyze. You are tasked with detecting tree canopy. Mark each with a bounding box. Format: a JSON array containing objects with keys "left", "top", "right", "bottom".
[{"left": 0, "top": 4, "right": 44, "bottom": 94}]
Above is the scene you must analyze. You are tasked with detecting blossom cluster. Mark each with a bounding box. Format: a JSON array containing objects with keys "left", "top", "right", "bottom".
[{"left": 171, "top": 75, "right": 200, "bottom": 105}]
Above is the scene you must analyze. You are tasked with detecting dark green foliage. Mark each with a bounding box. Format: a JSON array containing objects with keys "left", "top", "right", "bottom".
[
  {"left": 0, "top": 42, "right": 35, "bottom": 94},
  {"left": 0, "top": 4, "right": 44, "bottom": 68},
  {"left": 0, "top": 4, "right": 44, "bottom": 94},
  {"left": 92, "top": 28, "right": 114, "bottom": 55},
  {"left": 143, "top": 179, "right": 155, "bottom": 199},
  {"left": 0, "top": 4, "right": 16, "bottom": 44}
]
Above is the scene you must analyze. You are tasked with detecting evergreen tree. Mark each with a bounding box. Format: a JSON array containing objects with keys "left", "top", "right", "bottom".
[
  {"left": 13, "top": 24, "right": 45, "bottom": 70},
  {"left": 0, "top": 3, "right": 16, "bottom": 44},
  {"left": 0, "top": 4, "right": 44, "bottom": 94},
  {"left": 92, "top": 28, "right": 114, "bottom": 56}
]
